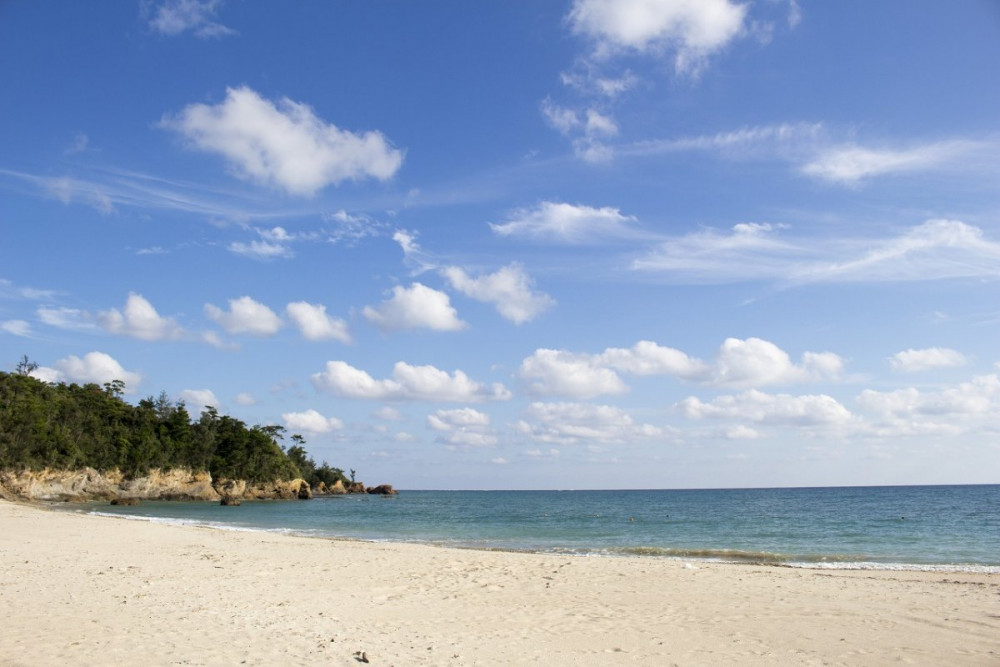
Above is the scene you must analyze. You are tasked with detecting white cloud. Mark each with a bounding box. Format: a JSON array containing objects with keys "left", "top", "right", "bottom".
[
  {"left": 362, "top": 283, "right": 465, "bottom": 332},
  {"left": 234, "top": 392, "right": 256, "bottom": 406},
  {"left": 0, "top": 278, "right": 58, "bottom": 301},
  {"left": 427, "top": 407, "right": 491, "bottom": 430},
  {"left": 540, "top": 102, "right": 619, "bottom": 162},
  {"left": 633, "top": 219, "right": 1000, "bottom": 285},
  {"left": 568, "top": 0, "right": 749, "bottom": 75},
  {"left": 98, "top": 293, "right": 184, "bottom": 341},
  {"left": 516, "top": 402, "right": 663, "bottom": 444},
  {"left": 711, "top": 337, "right": 843, "bottom": 388},
  {"left": 598, "top": 340, "right": 709, "bottom": 378},
  {"left": 148, "top": 0, "right": 235, "bottom": 38},
  {"left": 282, "top": 409, "right": 344, "bottom": 434},
  {"left": 286, "top": 301, "right": 351, "bottom": 343},
  {"left": 889, "top": 347, "right": 968, "bottom": 373},
  {"left": 442, "top": 263, "right": 555, "bottom": 324},
  {"left": 312, "top": 361, "right": 511, "bottom": 403},
  {"left": 1, "top": 320, "right": 31, "bottom": 337},
  {"left": 520, "top": 338, "right": 841, "bottom": 398},
  {"left": 857, "top": 375, "right": 999, "bottom": 420},
  {"left": 680, "top": 390, "right": 853, "bottom": 427},
  {"left": 792, "top": 220, "right": 1000, "bottom": 284},
  {"left": 200, "top": 330, "right": 239, "bottom": 350},
  {"left": 802, "top": 140, "right": 978, "bottom": 184},
  {"left": 179, "top": 388, "right": 220, "bottom": 414},
  {"left": 541, "top": 99, "right": 583, "bottom": 135},
  {"left": 520, "top": 349, "right": 629, "bottom": 399},
  {"left": 490, "top": 201, "right": 638, "bottom": 244},
  {"left": 31, "top": 352, "right": 141, "bottom": 391},
  {"left": 37, "top": 306, "right": 96, "bottom": 331},
  {"left": 725, "top": 425, "right": 761, "bottom": 440},
  {"left": 161, "top": 86, "right": 403, "bottom": 196},
  {"left": 427, "top": 408, "right": 496, "bottom": 448},
  {"left": 392, "top": 229, "right": 437, "bottom": 273},
  {"left": 204, "top": 296, "right": 282, "bottom": 337},
  {"left": 228, "top": 240, "right": 293, "bottom": 260}
]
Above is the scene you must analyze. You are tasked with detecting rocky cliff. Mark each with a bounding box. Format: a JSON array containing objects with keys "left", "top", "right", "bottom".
[{"left": 0, "top": 468, "right": 312, "bottom": 503}]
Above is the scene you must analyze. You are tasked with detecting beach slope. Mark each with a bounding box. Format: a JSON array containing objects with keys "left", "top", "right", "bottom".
[{"left": 0, "top": 501, "right": 996, "bottom": 665}]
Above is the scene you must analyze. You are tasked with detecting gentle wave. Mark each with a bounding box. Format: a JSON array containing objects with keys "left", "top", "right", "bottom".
[{"left": 80, "top": 510, "right": 1000, "bottom": 573}]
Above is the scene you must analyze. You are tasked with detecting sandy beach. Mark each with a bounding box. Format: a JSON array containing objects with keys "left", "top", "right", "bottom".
[{"left": 0, "top": 500, "right": 997, "bottom": 666}]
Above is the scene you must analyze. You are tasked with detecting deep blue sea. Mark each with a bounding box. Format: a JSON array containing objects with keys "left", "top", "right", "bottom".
[{"left": 78, "top": 485, "right": 999, "bottom": 572}]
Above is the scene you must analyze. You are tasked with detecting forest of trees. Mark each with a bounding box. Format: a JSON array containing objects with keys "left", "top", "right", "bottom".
[{"left": 0, "top": 364, "right": 349, "bottom": 488}]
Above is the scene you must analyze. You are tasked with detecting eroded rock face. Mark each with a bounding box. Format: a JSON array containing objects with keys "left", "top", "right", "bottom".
[
  {"left": 0, "top": 469, "right": 315, "bottom": 503},
  {"left": 0, "top": 468, "right": 218, "bottom": 502},
  {"left": 366, "top": 484, "right": 398, "bottom": 496}
]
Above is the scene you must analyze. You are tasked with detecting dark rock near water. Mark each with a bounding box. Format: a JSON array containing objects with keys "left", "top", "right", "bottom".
[
  {"left": 220, "top": 495, "right": 242, "bottom": 506},
  {"left": 366, "top": 484, "right": 398, "bottom": 496},
  {"left": 110, "top": 498, "right": 140, "bottom": 506}
]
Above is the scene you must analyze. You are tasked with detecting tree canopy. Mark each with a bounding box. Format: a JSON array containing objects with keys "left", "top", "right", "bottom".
[{"left": 0, "top": 370, "right": 346, "bottom": 486}]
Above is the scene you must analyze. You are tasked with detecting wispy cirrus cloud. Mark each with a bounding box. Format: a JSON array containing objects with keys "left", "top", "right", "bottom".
[
  {"left": 147, "top": 0, "right": 235, "bottom": 39},
  {"left": 620, "top": 124, "right": 997, "bottom": 184},
  {"left": 489, "top": 201, "right": 642, "bottom": 244},
  {"left": 633, "top": 219, "right": 1000, "bottom": 285}
]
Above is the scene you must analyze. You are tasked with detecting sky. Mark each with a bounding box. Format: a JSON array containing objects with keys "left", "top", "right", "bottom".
[{"left": 1, "top": 1, "right": 999, "bottom": 490}]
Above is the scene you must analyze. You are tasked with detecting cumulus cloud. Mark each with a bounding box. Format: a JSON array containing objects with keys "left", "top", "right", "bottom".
[
  {"left": 427, "top": 408, "right": 496, "bottom": 448},
  {"left": 858, "top": 375, "right": 999, "bottom": 420},
  {"left": 286, "top": 301, "right": 350, "bottom": 343},
  {"left": 633, "top": 219, "right": 1000, "bottom": 285},
  {"left": 362, "top": 283, "right": 465, "bottom": 333},
  {"left": 711, "top": 338, "right": 843, "bottom": 388},
  {"left": 889, "top": 347, "right": 968, "bottom": 373},
  {"left": 204, "top": 296, "right": 282, "bottom": 337},
  {"left": 679, "top": 390, "right": 853, "bottom": 427},
  {"left": 442, "top": 263, "right": 554, "bottom": 324},
  {"left": 515, "top": 402, "right": 663, "bottom": 444},
  {"left": 147, "top": 0, "right": 235, "bottom": 38},
  {"left": 1, "top": 320, "right": 31, "bottom": 337},
  {"left": 489, "top": 201, "right": 638, "bottom": 244},
  {"left": 282, "top": 409, "right": 343, "bottom": 434},
  {"left": 179, "top": 388, "right": 220, "bottom": 414},
  {"left": 520, "top": 349, "right": 629, "bottom": 399},
  {"left": 568, "top": 0, "right": 749, "bottom": 75},
  {"left": 311, "top": 361, "right": 511, "bottom": 402},
  {"left": 161, "top": 86, "right": 403, "bottom": 196},
  {"left": 854, "top": 374, "right": 1000, "bottom": 437},
  {"left": 98, "top": 293, "right": 184, "bottom": 341},
  {"left": 31, "top": 352, "right": 141, "bottom": 391},
  {"left": 520, "top": 338, "right": 842, "bottom": 398}
]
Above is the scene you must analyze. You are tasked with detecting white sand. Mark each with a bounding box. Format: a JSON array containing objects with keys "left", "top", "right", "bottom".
[{"left": 0, "top": 500, "right": 997, "bottom": 666}]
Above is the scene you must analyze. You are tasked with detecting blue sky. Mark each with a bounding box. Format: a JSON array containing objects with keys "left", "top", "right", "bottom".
[{"left": 2, "top": 1, "right": 998, "bottom": 489}]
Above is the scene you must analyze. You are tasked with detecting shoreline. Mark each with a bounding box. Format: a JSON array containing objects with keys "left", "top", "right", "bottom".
[
  {"left": 65, "top": 498, "right": 1000, "bottom": 575},
  {"left": 2, "top": 499, "right": 998, "bottom": 665}
]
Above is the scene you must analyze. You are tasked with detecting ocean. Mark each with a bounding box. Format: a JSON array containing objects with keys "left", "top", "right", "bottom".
[{"left": 78, "top": 485, "right": 999, "bottom": 572}]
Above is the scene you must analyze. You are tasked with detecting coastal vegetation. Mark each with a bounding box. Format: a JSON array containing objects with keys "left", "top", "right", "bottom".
[{"left": 0, "top": 363, "right": 348, "bottom": 491}]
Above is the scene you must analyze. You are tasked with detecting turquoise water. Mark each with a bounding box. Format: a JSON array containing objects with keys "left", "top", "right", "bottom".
[{"left": 80, "top": 485, "right": 1000, "bottom": 572}]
